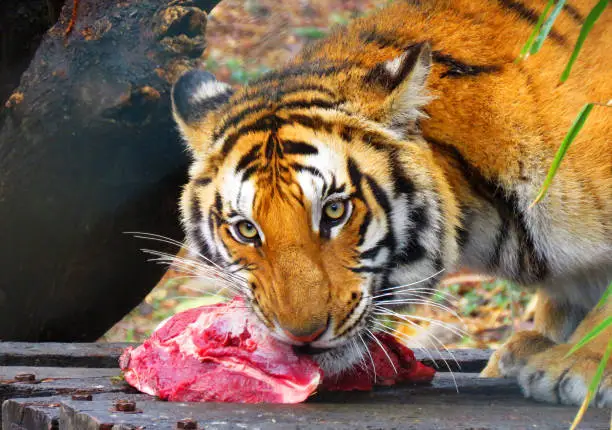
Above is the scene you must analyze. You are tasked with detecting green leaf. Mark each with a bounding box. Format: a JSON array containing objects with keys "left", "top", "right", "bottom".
[
  {"left": 595, "top": 280, "right": 612, "bottom": 310},
  {"left": 530, "top": 103, "right": 594, "bottom": 206},
  {"left": 560, "top": 0, "right": 609, "bottom": 82},
  {"left": 565, "top": 315, "right": 612, "bottom": 357},
  {"left": 293, "top": 27, "right": 328, "bottom": 39},
  {"left": 516, "top": 0, "right": 555, "bottom": 61},
  {"left": 530, "top": 0, "right": 566, "bottom": 55}
]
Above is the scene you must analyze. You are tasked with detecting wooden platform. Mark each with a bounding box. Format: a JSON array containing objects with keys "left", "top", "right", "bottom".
[{"left": 1, "top": 343, "right": 609, "bottom": 429}]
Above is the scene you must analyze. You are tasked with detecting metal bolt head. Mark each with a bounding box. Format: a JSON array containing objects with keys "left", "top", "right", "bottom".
[
  {"left": 14, "top": 373, "right": 36, "bottom": 382},
  {"left": 114, "top": 399, "right": 136, "bottom": 412},
  {"left": 71, "top": 393, "right": 93, "bottom": 401},
  {"left": 99, "top": 424, "right": 114, "bottom": 430},
  {"left": 176, "top": 418, "right": 198, "bottom": 429}
]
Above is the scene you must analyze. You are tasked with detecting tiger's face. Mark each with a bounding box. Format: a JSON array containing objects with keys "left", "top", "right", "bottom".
[{"left": 172, "top": 43, "right": 452, "bottom": 374}]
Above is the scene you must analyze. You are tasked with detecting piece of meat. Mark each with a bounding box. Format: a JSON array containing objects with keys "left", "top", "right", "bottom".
[
  {"left": 320, "top": 333, "right": 436, "bottom": 391},
  {"left": 120, "top": 299, "right": 322, "bottom": 403},
  {"left": 120, "top": 298, "right": 435, "bottom": 403}
]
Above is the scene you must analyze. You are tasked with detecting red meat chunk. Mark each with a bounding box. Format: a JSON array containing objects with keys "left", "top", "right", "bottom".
[
  {"left": 320, "top": 333, "right": 436, "bottom": 391},
  {"left": 120, "top": 298, "right": 435, "bottom": 403}
]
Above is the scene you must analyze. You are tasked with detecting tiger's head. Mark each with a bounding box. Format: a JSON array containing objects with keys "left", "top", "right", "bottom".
[{"left": 171, "top": 42, "right": 459, "bottom": 375}]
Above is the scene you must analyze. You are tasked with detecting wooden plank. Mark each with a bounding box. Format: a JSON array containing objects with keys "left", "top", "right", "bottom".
[
  {"left": 413, "top": 348, "right": 491, "bottom": 373},
  {"left": 4, "top": 374, "right": 609, "bottom": 429},
  {"left": 0, "top": 367, "right": 129, "bottom": 404},
  {"left": 57, "top": 380, "right": 609, "bottom": 430},
  {"left": 2, "top": 398, "right": 60, "bottom": 430},
  {"left": 0, "top": 343, "right": 492, "bottom": 372},
  {"left": 0, "top": 343, "right": 133, "bottom": 368}
]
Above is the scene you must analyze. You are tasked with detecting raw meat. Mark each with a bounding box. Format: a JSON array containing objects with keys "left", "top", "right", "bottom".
[
  {"left": 120, "top": 299, "right": 322, "bottom": 403},
  {"left": 321, "top": 333, "right": 436, "bottom": 391},
  {"left": 120, "top": 298, "right": 435, "bottom": 403}
]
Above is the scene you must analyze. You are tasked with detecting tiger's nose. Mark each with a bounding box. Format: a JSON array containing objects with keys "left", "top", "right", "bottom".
[{"left": 282, "top": 323, "right": 327, "bottom": 344}]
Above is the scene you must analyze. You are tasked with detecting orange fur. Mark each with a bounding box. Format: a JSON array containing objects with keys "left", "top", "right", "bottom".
[{"left": 173, "top": 0, "right": 611, "bottom": 404}]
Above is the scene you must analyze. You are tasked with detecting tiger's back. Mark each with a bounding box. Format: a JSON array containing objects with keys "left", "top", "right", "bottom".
[{"left": 298, "top": 0, "right": 612, "bottom": 291}]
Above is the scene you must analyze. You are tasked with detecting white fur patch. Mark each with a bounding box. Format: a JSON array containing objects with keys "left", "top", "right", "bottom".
[{"left": 193, "top": 81, "right": 232, "bottom": 103}]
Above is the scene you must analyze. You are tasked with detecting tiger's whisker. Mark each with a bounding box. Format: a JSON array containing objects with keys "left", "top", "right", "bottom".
[
  {"left": 365, "top": 327, "right": 398, "bottom": 375},
  {"left": 375, "top": 269, "right": 445, "bottom": 295},
  {"left": 358, "top": 331, "right": 378, "bottom": 382}
]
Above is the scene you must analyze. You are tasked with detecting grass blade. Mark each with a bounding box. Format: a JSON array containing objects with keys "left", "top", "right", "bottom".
[
  {"left": 516, "top": 0, "right": 555, "bottom": 61},
  {"left": 560, "top": 0, "right": 609, "bottom": 83},
  {"left": 569, "top": 338, "right": 612, "bottom": 430},
  {"left": 530, "top": 0, "right": 566, "bottom": 55},
  {"left": 596, "top": 281, "right": 612, "bottom": 310},
  {"left": 530, "top": 103, "right": 594, "bottom": 207},
  {"left": 565, "top": 315, "right": 612, "bottom": 357}
]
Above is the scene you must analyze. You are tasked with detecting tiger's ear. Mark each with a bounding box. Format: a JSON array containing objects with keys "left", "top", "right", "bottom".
[
  {"left": 171, "top": 70, "right": 234, "bottom": 155},
  {"left": 368, "top": 42, "right": 432, "bottom": 136}
]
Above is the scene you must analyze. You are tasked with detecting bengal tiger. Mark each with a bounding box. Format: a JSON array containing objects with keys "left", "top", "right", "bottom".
[{"left": 170, "top": 0, "right": 611, "bottom": 407}]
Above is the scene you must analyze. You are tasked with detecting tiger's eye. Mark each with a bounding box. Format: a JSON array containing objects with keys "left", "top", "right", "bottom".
[
  {"left": 324, "top": 201, "right": 346, "bottom": 220},
  {"left": 237, "top": 221, "right": 258, "bottom": 240}
]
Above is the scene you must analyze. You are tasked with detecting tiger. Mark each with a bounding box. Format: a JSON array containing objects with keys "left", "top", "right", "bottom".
[{"left": 170, "top": 0, "right": 611, "bottom": 407}]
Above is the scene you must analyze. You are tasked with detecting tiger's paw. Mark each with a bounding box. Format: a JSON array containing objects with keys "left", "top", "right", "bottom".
[{"left": 481, "top": 330, "right": 612, "bottom": 407}]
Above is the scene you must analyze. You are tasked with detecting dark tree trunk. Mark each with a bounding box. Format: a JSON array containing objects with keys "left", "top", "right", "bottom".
[
  {"left": 0, "top": 0, "right": 221, "bottom": 341},
  {"left": 0, "top": 0, "right": 64, "bottom": 105}
]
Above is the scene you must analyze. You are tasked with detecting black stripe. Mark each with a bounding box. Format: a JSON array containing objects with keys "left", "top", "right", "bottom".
[
  {"left": 363, "top": 131, "right": 390, "bottom": 152},
  {"left": 290, "top": 162, "right": 324, "bottom": 179},
  {"left": 187, "top": 192, "right": 215, "bottom": 261},
  {"left": 554, "top": 366, "right": 572, "bottom": 405},
  {"left": 221, "top": 115, "right": 283, "bottom": 156},
  {"left": 432, "top": 51, "right": 501, "bottom": 78},
  {"left": 488, "top": 217, "right": 511, "bottom": 270},
  {"left": 202, "top": 90, "right": 233, "bottom": 111},
  {"left": 361, "top": 245, "right": 383, "bottom": 260},
  {"left": 194, "top": 177, "right": 212, "bottom": 187},
  {"left": 279, "top": 98, "right": 338, "bottom": 111},
  {"left": 242, "top": 164, "right": 259, "bottom": 182},
  {"left": 389, "top": 148, "right": 416, "bottom": 198},
  {"left": 264, "top": 134, "right": 281, "bottom": 160},
  {"left": 250, "top": 62, "right": 353, "bottom": 85},
  {"left": 349, "top": 265, "right": 386, "bottom": 274},
  {"left": 456, "top": 205, "right": 471, "bottom": 249},
  {"left": 357, "top": 211, "right": 372, "bottom": 247},
  {"left": 395, "top": 205, "right": 428, "bottom": 264},
  {"left": 426, "top": 138, "right": 548, "bottom": 283},
  {"left": 340, "top": 125, "right": 355, "bottom": 142},
  {"left": 213, "top": 192, "right": 223, "bottom": 214},
  {"left": 496, "top": 0, "right": 566, "bottom": 44},
  {"left": 282, "top": 141, "right": 319, "bottom": 155},
  {"left": 562, "top": 3, "right": 584, "bottom": 24},
  {"left": 214, "top": 85, "right": 340, "bottom": 139},
  {"left": 214, "top": 101, "right": 269, "bottom": 141},
  {"left": 235, "top": 144, "right": 261, "bottom": 172},
  {"left": 231, "top": 83, "right": 338, "bottom": 107},
  {"left": 348, "top": 157, "right": 364, "bottom": 198},
  {"left": 359, "top": 29, "right": 404, "bottom": 50},
  {"left": 395, "top": 238, "right": 426, "bottom": 264},
  {"left": 365, "top": 175, "right": 392, "bottom": 213},
  {"left": 287, "top": 113, "right": 329, "bottom": 132}
]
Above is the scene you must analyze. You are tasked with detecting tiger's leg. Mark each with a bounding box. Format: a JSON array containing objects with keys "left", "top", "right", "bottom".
[{"left": 481, "top": 290, "right": 612, "bottom": 407}]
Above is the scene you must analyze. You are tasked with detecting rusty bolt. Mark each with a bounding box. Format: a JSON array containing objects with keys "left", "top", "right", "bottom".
[
  {"left": 99, "top": 424, "right": 114, "bottom": 430},
  {"left": 71, "top": 393, "right": 93, "bottom": 401},
  {"left": 114, "top": 399, "right": 136, "bottom": 412},
  {"left": 176, "top": 418, "right": 198, "bottom": 429},
  {"left": 14, "top": 373, "right": 36, "bottom": 382}
]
